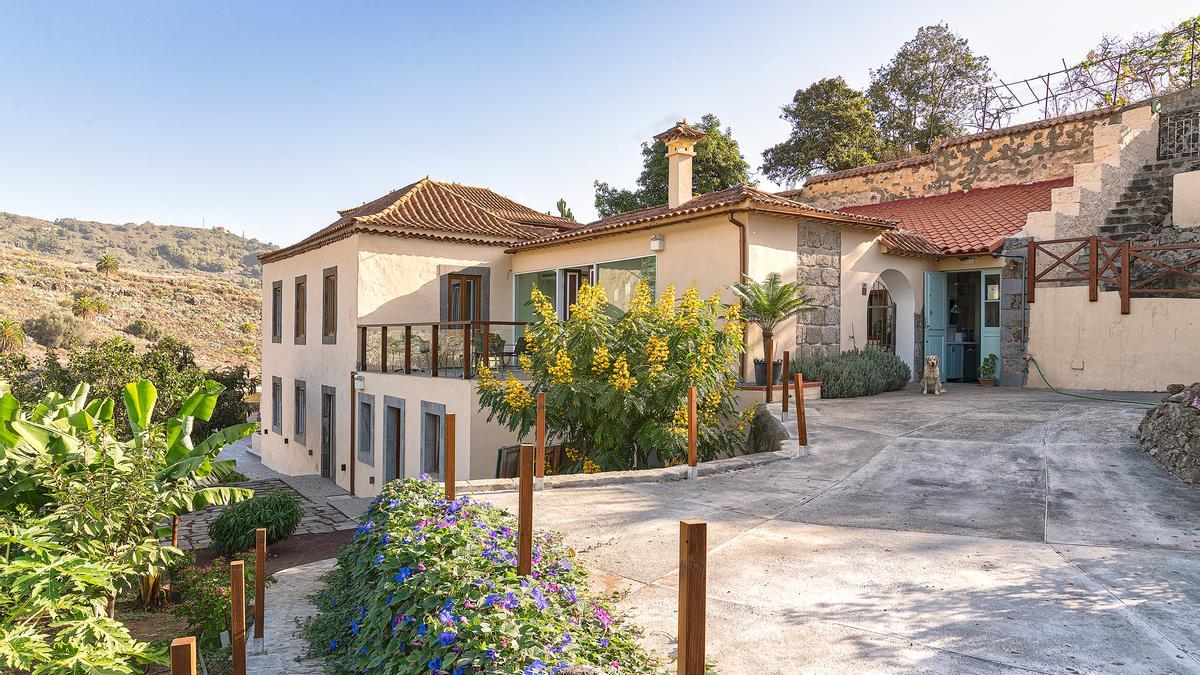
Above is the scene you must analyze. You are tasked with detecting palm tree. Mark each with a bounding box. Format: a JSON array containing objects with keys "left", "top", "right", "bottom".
[
  {"left": 96, "top": 255, "right": 120, "bottom": 277},
  {"left": 0, "top": 319, "right": 25, "bottom": 353},
  {"left": 731, "top": 272, "right": 816, "bottom": 370},
  {"left": 71, "top": 295, "right": 109, "bottom": 318}
]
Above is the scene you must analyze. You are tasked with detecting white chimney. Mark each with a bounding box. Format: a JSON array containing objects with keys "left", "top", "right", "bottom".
[{"left": 654, "top": 121, "right": 706, "bottom": 209}]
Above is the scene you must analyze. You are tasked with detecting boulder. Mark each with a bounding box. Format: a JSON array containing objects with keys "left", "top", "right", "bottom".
[{"left": 1138, "top": 382, "right": 1200, "bottom": 484}]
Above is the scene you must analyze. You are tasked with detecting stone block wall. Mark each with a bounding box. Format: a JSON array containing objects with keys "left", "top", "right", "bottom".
[
  {"left": 796, "top": 221, "right": 842, "bottom": 358},
  {"left": 998, "top": 237, "right": 1031, "bottom": 387},
  {"left": 799, "top": 110, "right": 1120, "bottom": 210}
]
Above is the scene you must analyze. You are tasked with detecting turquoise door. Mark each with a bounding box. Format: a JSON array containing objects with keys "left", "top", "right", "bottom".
[
  {"left": 980, "top": 270, "right": 1002, "bottom": 381},
  {"left": 924, "top": 271, "right": 948, "bottom": 382}
]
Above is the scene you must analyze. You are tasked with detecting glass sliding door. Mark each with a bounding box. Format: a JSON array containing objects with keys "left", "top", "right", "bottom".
[
  {"left": 595, "top": 256, "right": 656, "bottom": 315},
  {"left": 514, "top": 270, "right": 558, "bottom": 324}
]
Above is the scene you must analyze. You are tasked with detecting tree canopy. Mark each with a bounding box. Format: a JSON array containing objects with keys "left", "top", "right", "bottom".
[
  {"left": 867, "top": 23, "right": 994, "bottom": 155},
  {"left": 594, "top": 113, "right": 753, "bottom": 218},
  {"left": 760, "top": 77, "right": 885, "bottom": 186}
]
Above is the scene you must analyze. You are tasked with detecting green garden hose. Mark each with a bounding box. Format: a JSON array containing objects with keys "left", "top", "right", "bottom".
[{"left": 1025, "top": 355, "right": 1157, "bottom": 407}]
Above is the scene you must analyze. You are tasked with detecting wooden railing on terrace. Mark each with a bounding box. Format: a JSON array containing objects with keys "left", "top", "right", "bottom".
[
  {"left": 1027, "top": 236, "right": 1200, "bottom": 314},
  {"left": 356, "top": 320, "right": 527, "bottom": 379}
]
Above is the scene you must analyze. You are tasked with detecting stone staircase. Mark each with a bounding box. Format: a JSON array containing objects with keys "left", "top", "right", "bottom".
[{"left": 1098, "top": 158, "right": 1200, "bottom": 241}]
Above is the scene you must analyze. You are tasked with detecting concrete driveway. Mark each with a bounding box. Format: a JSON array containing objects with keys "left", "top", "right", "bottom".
[{"left": 487, "top": 385, "right": 1200, "bottom": 673}]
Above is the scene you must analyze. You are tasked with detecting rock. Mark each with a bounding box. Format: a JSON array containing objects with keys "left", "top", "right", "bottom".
[
  {"left": 1138, "top": 384, "right": 1200, "bottom": 484},
  {"left": 1166, "top": 383, "right": 1185, "bottom": 395}
]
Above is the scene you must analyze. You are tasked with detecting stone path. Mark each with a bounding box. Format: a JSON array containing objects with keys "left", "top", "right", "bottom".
[
  {"left": 175, "top": 438, "right": 361, "bottom": 549},
  {"left": 246, "top": 558, "right": 335, "bottom": 674}
]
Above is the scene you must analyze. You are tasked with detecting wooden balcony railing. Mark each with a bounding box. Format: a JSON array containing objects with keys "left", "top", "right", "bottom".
[
  {"left": 356, "top": 320, "right": 528, "bottom": 379},
  {"left": 1027, "top": 236, "right": 1200, "bottom": 314}
]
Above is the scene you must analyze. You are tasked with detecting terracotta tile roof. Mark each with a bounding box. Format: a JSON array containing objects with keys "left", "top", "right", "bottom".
[
  {"left": 839, "top": 178, "right": 1070, "bottom": 255},
  {"left": 260, "top": 178, "right": 577, "bottom": 263},
  {"left": 653, "top": 120, "right": 707, "bottom": 144},
  {"left": 880, "top": 229, "right": 944, "bottom": 258},
  {"left": 506, "top": 184, "right": 894, "bottom": 253}
]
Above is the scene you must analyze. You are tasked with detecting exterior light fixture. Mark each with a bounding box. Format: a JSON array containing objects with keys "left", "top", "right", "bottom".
[{"left": 650, "top": 234, "right": 665, "bottom": 252}]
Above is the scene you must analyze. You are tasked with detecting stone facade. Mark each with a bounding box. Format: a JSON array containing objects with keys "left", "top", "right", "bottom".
[
  {"left": 796, "top": 221, "right": 841, "bottom": 358},
  {"left": 998, "top": 238, "right": 1031, "bottom": 387},
  {"left": 798, "top": 110, "right": 1120, "bottom": 211}
]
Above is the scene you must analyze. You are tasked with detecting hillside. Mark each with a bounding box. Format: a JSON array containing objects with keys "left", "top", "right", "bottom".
[
  {"left": 0, "top": 247, "right": 261, "bottom": 373},
  {"left": 0, "top": 211, "right": 275, "bottom": 284}
]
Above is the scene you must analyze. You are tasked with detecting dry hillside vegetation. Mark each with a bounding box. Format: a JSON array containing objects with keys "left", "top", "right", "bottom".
[
  {"left": 0, "top": 248, "right": 260, "bottom": 372},
  {"left": 0, "top": 211, "right": 275, "bottom": 283}
]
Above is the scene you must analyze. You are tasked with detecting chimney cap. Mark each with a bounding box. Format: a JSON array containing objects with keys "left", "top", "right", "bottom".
[{"left": 654, "top": 120, "right": 706, "bottom": 144}]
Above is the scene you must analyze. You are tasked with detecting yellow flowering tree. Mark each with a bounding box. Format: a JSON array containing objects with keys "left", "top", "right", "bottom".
[{"left": 476, "top": 282, "right": 749, "bottom": 471}]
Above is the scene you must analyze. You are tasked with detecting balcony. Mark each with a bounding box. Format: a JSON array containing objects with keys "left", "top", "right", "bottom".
[{"left": 356, "top": 321, "right": 528, "bottom": 379}]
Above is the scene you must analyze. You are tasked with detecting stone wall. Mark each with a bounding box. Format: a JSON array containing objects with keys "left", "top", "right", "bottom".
[
  {"left": 1138, "top": 383, "right": 1200, "bottom": 484},
  {"left": 796, "top": 221, "right": 841, "bottom": 358},
  {"left": 999, "top": 237, "right": 1031, "bottom": 387},
  {"left": 799, "top": 110, "right": 1120, "bottom": 210}
]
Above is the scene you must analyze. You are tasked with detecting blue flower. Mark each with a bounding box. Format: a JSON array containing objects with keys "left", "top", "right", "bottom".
[
  {"left": 599, "top": 637, "right": 609, "bottom": 647},
  {"left": 420, "top": 472, "right": 432, "bottom": 481},
  {"left": 453, "top": 667, "right": 465, "bottom": 675},
  {"left": 437, "top": 631, "right": 457, "bottom": 646},
  {"left": 375, "top": 553, "right": 385, "bottom": 565},
  {"left": 428, "top": 657, "right": 442, "bottom": 671},
  {"left": 531, "top": 587, "right": 548, "bottom": 610},
  {"left": 483, "top": 593, "right": 501, "bottom": 607},
  {"left": 350, "top": 620, "right": 359, "bottom": 635},
  {"left": 438, "top": 610, "right": 455, "bottom": 626},
  {"left": 395, "top": 567, "right": 412, "bottom": 583},
  {"left": 486, "top": 649, "right": 498, "bottom": 660},
  {"left": 523, "top": 659, "right": 546, "bottom": 674},
  {"left": 361, "top": 646, "right": 367, "bottom": 655},
  {"left": 418, "top": 622, "right": 428, "bottom": 636},
  {"left": 328, "top": 639, "right": 336, "bottom": 651}
]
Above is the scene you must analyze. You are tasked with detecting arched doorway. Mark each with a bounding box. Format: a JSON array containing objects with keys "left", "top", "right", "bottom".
[{"left": 869, "top": 269, "right": 916, "bottom": 377}]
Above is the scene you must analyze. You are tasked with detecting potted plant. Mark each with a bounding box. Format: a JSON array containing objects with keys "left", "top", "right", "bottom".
[
  {"left": 731, "top": 272, "right": 816, "bottom": 385},
  {"left": 979, "top": 354, "right": 998, "bottom": 386}
]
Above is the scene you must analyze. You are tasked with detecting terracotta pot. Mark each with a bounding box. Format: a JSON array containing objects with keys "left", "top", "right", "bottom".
[{"left": 979, "top": 378, "right": 996, "bottom": 387}]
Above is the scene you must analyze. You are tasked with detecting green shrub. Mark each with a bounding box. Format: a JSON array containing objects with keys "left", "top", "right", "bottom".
[
  {"left": 125, "top": 318, "right": 162, "bottom": 340},
  {"left": 792, "top": 347, "right": 911, "bottom": 398},
  {"left": 208, "top": 489, "right": 302, "bottom": 554},
  {"left": 219, "top": 469, "right": 249, "bottom": 484},
  {"left": 302, "top": 477, "right": 661, "bottom": 673},
  {"left": 171, "top": 551, "right": 265, "bottom": 649},
  {"left": 22, "top": 311, "right": 88, "bottom": 348}
]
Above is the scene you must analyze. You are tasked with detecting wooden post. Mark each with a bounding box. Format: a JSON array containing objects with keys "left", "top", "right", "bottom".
[
  {"left": 254, "top": 528, "right": 266, "bottom": 643},
  {"left": 358, "top": 326, "right": 367, "bottom": 370},
  {"left": 687, "top": 386, "right": 698, "bottom": 481},
  {"left": 677, "top": 520, "right": 707, "bottom": 675},
  {"left": 230, "top": 560, "right": 246, "bottom": 675},
  {"left": 171, "top": 515, "right": 179, "bottom": 548},
  {"left": 1088, "top": 236, "right": 1099, "bottom": 302},
  {"left": 480, "top": 323, "right": 489, "bottom": 371},
  {"left": 462, "top": 323, "right": 472, "bottom": 379},
  {"left": 793, "top": 373, "right": 808, "bottom": 446},
  {"left": 1026, "top": 241, "right": 1037, "bottom": 304},
  {"left": 444, "top": 413, "right": 456, "bottom": 500},
  {"left": 380, "top": 326, "right": 388, "bottom": 372},
  {"left": 404, "top": 325, "right": 412, "bottom": 374},
  {"left": 781, "top": 350, "right": 790, "bottom": 419},
  {"left": 169, "top": 636, "right": 197, "bottom": 675},
  {"left": 764, "top": 337, "right": 774, "bottom": 404},
  {"left": 517, "top": 443, "right": 534, "bottom": 576},
  {"left": 1120, "top": 240, "right": 1131, "bottom": 315},
  {"left": 535, "top": 392, "right": 546, "bottom": 490}
]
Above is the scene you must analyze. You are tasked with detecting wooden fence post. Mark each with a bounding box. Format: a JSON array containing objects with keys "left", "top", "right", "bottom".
[
  {"left": 1120, "top": 240, "right": 1131, "bottom": 315},
  {"left": 764, "top": 337, "right": 774, "bottom": 404},
  {"left": 230, "top": 560, "right": 246, "bottom": 675},
  {"left": 1088, "top": 236, "right": 1100, "bottom": 302},
  {"left": 517, "top": 443, "right": 534, "bottom": 576},
  {"left": 444, "top": 413, "right": 456, "bottom": 500},
  {"left": 793, "top": 372, "right": 808, "bottom": 446},
  {"left": 677, "top": 520, "right": 707, "bottom": 675},
  {"left": 535, "top": 392, "right": 546, "bottom": 490},
  {"left": 781, "top": 350, "right": 790, "bottom": 421},
  {"left": 254, "top": 528, "right": 266, "bottom": 649},
  {"left": 171, "top": 515, "right": 179, "bottom": 548},
  {"left": 169, "top": 636, "right": 197, "bottom": 675},
  {"left": 687, "top": 386, "right": 698, "bottom": 481}
]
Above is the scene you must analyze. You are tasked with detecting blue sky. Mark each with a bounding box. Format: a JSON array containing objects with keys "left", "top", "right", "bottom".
[{"left": 0, "top": 1, "right": 1190, "bottom": 245}]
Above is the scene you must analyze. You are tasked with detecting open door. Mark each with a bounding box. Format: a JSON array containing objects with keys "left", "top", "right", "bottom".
[
  {"left": 924, "top": 271, "right": 948, "bottom": 382},
  {"left": 980, "top": 271, "right": 1002, "bottom": 381}
]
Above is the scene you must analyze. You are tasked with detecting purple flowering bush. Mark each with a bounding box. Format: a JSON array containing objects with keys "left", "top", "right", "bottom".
[{"left": 301, "top": 477, "right": 662, "bottom": 674}]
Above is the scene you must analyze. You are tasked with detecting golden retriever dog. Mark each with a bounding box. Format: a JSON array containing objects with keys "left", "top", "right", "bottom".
[{"left": 920, "top": 355, "right": 944, "bottom": 395}]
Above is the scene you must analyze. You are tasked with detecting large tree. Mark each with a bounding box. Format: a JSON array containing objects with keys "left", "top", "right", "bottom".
[
  {"left": 867, "top": 23, "right": 994, "bottom": 155},
  {"left": 761, "top": 77, "right": 885, "bottom": 185},
  {"left": 594, "top": 113, "right": 753, "bottom": 218}
]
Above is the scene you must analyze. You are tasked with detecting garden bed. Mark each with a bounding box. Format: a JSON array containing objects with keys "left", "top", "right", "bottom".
[{"left": 191, "top": 528, "right": 353, "bottom": 574}]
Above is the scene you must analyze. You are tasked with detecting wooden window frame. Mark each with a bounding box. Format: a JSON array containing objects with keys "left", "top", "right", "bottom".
[
  {"left": 294, "top": 275, "right": 307, "bottom": 344},
  {"left": 293, "top": 380, "right": 307, "bottom": 443},
  {"left": 446, "top": 273, "right": 483, "bottom": 322},
  {"left": 322, "top": 267, "right": 338, "bottom": 344},
  {"left": 271, "top": 281, "right": 283, "bottom": 343}
]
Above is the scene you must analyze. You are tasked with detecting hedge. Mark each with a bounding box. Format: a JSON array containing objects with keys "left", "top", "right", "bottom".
[{"left": 791, "top": 347, "right": 911, "bottom": 398}]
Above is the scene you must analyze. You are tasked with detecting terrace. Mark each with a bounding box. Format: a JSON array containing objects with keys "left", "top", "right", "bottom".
[{"left": 355, "top": 320, "right": 529, "bottom": 380}]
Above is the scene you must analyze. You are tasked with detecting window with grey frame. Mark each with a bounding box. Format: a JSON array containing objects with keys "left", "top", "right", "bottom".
[
  {"left": 294, "top": 275, "right": 307, "bottom": 344},
  {"left": 357, "top": 392, "right": 375, "bottom": 466},
  {"left": 293, "top": 380, "right": 306, "bottom": 443},
  {"left": 420, "top": 401, "right": 446, "bottom": 479},
  {"left": 271, "top": 376, "right": 282, "bottom": 433},
  {"left": 271, "top": 280, "right": 283, "bottom": 343},
  {"left": 322, "top": 266, "right": 338, "bottom": 344}
]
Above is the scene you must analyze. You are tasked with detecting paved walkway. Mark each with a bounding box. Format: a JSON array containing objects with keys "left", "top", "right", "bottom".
[
  {"left": 245, "top": 386, "right": 1200, "bottom": 673},
  {"left": 484, "top": 385, "right": 1199, "bottom": 673},
  {"left": 246, "top": 558, "right": 335, "bottom": 674},
  {"left": 175, "top": 439, "right": 361, "bottom": 549}
]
